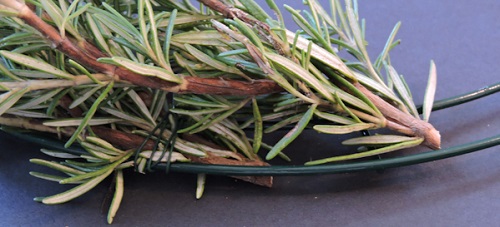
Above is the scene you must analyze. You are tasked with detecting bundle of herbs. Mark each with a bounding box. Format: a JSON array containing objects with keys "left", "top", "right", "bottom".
[{"left": 0, "top": 0, "right": 441, "bottom": 223}]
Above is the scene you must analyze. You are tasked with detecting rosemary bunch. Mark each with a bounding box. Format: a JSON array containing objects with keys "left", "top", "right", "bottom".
[{"left": 0, "top": 0, "right": 439, "bottom": 223}]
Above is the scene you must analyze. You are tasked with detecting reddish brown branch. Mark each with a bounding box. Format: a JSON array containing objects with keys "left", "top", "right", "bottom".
[
  {"left": 181, "top": 134, "right": 272, "bottom": 187},
  {"left": 94, "top": 128, "right": 272, "bottom": 187},
  {"left": 0, "top": 115, "right": 273, "bottom": 187},
  {"left": 60, "top": 96, "right": 273, "bottom": 187},
  {"left": 198, "top": 0, "right": 236, "bottom": 18},
  {"left": 197, "top": 0, "right": 268, "bottom": 30},
  {"left": 16, "top": 5, "right": 282, "bottom": 96},
  {"left": 59, "top": 95, "right": 83, "bottom": 117},
  {"left": 199, "top": 0, "right": 441, "bottom": 149},
  {"left": 354, "top": 82, "right": 441, "bottom": 149},
  {"left": 183, "top": 77, "right": 281, "bottom": 95}
]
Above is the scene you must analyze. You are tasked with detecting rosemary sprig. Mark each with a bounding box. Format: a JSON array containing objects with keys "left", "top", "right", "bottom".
[{"left": 0, "top": 0, "right": 441, "bottom": 223}]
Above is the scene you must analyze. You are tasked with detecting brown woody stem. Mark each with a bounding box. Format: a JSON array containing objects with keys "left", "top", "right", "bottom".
[
  {"left": 11, "top": 3, "right": 440, "bottom": 152},
  {"left": 16, "top": 5, "right": 283, "bottom": 96},
  {"left": 354, "top": 82, "right": 441, "bottom": 149},
  {"left": 65, "top": 93, "right": 272, "bottom": 187},
  {"left": 0, "top": 115, "right": 272, "bottom": 187},
  {"left": 198, "top": 0, "right": 441, "bottom": 149}
]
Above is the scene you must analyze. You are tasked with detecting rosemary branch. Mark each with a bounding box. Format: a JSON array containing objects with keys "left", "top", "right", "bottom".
[
  {"left": 15, "top": 2, "right": 283, "bottom": 96},
  {"left": 198, "top": 0, "right": 440, "bottom": 149},
  {"left": 0, "top": 0, "right": 444, "bottom": 223}
]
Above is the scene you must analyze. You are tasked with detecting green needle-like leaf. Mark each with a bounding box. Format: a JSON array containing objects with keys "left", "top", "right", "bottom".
[
  {"left": 342, "top": 135, "right": 418, "bottom": 146},
  {"left": 11, "top": 88, "right": 62, "bottom": 110},
  {"left": 42, "top": 168, "right": 114, "bottom": 204},
  {"left": 266, "top": 104, "right": 317, "bottom": 160},
  {"left": 144, "top": 0, "right": 169, "bottom": 69},
  {"left": 285, "top": 4, "right": 334, "bottom": 54},
  {"left": 314, "top": 123, "right": 375, "bottom": 134},
  {"left": 43, "top": 118, "right": 122, "bottom": 127},
  {"left": 264, "top": 113, "right": 302, "bottom": 133},
  {"left": 98, "top": 57, "right": 183, "bottom": 83},
  {"left": 81, "top": 142, "right": 122, "bottom": 157},
  {"left": 59, "top": 151, "right": 132, "bottom": 184},
  {"left": 41, "top": 0, "right": 64, "bottom": 30},
  {"left": 189, "top": 98, "right": 249, "bottom": 134},
  {"left": 375, "top": 21, "right": 401, "bottom": 70},
  {"left": 226, "top": 18, "right": 265, "bottom": 51},
  {"left": 184, "top": 44, "right": 247, "bottom": 78},
  {"left": 195, "top": 173, "right": 206, "bottom": 200},
  {"left": 385, "top": 63, "right": 419, "bottom": 118},
  {"left": 252, "top": 98, "right": 263, "bottom": 153},
  {"left": 285, "top": 30, "right": 355, "bottom": 80},
  {"left": 0, "top": 87, "right": 28, "bottom": 116},
  {"left": 101, "top": 107, "right": 152, "bottom": 127},
  {"left": 174, "top": 95, "right": 229, "bottom": 108},
  {"left": 126, "top": 89, "right": 156, "bottom": 125},
  {"left": 60, "top": 0, "right": 89, "bottom": 39},
  {"left": 65, "top": 81, "right": 114, "bottom": 148},
  {"left": 172, "top": 30, "right": 226, "bottom": 46},
  {"left": 314, "top": 110, "right": 357, "bottom": 125},
  {"left": 69, "top": 85, "right": 104, "bottom": 109},
  {"left": 30, "top": 171, "right": 81, "bottom": 184},
  {"left": 0, "top": 57, "right": 22, "bottom": 81},
  {"left": 305, "top": 138, "right": 424, "bottom": 165},
  {"left": 107, "top": 170, "right": 124, "bottom": 224},
  {"left": 0, "top": 51, "right": 74, "bottom": 80},
  {"left": 241, "top": 0, "right": 271, "bottom": 22},
  {"left": 85, "top": 137, "right": 123, "bottom": 153},
  {"left": 40, "top": 149, "right": 80, "bottom": 159},
  {"left": 266, "top": 52, "right": 334, "bottom": 102},
  {"left": 163, "top": 9, "right": 177, "bottom": 71},
  {"left": 30, "top": 159, "right": 85, "bottom": 176}
]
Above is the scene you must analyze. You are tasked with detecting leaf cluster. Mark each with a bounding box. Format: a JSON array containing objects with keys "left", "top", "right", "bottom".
[{"left": 0, "top": 0, "right": 438, "bottom": 223}]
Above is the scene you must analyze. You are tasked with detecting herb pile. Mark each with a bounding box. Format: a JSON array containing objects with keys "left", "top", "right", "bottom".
[{"left": 0, "top": 0, "right": 439, "bottom": 223}]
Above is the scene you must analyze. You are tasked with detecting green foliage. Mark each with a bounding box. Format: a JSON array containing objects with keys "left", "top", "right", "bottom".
[{"left": 0, "top": 0, "right": 439, "bottom": 223}]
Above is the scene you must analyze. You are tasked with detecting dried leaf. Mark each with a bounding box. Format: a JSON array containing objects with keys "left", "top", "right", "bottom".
[{"left": 423, "top": 60, "right": 437, "bottom": 122}]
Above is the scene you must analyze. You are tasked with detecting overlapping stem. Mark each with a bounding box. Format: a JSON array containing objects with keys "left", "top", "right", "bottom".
[
  {"left": 353, "top": 83, "right": 440, "bottom": 149},
  {"left": 196, "top": 0, "right": 441, "bottom": 149},
  {"left": 3, "top": 0, "right": 440, "bottom": 155},
  {"left": 15, "top": 4, "right": 282, "bottom": 96}
]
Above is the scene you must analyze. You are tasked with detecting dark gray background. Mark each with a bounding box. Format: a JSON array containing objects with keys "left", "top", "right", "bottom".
[{"left": 1, "top": 0, "right": 499, "bottom": 226}]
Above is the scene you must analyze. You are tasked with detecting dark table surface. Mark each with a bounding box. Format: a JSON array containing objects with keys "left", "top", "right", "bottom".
[{"left": 1, "top": 0, "right": 499, "bottom": 226}]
